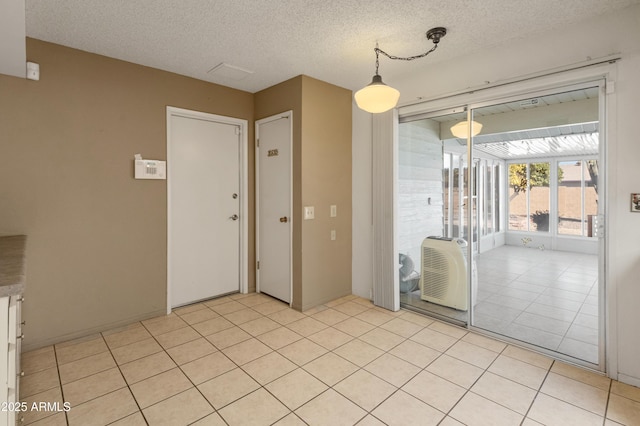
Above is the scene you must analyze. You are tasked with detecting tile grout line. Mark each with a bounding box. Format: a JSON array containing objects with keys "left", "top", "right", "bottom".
[
  {"left": 430, "top": 331, "right": 510, "bottom": 424},
  {"left": 201, "top": 295, "right": 311, "bottom": 425},
  {"left": 520, "top": 358, "right": 556, "bottom": 425},
  {"left": 223, "top": 298, "right": 380, "bottom": 423},
  {"left": 469, "top": 248, "right": 598, "bottom": 358},
  {"left": 331, "top": 332, "right": 432, "bottom": 424},
  {"left": 54, "top": 344, "right": 70, "bottom": 426},
  {"left": 27, "top": 292, "right": 622, "bottom": 426},
  {"left": 154, "top": 302, "right": 251, "bottom": 425},
  {"left": 55, "top": 334, "right": 132, "bottom": 426},
  {"left": 174, "top": 294, "right": 304, "bottom": 425},
  {"left": 49, "top": 307, "right": 425, "bottom": 424},
  {"left": 121, "top": 320, "right": 172, "bottom": 425},
  {"left": 532, "top": 360, "right": 613, "bottom": 423},
  {"left": 63, "top": 316, "right": 219, "bottom": 423},
  {"left": 317, "top": 319, "right": 456, "bottom": 423},
  {"left": 160, "top": 306, "right": 240, "bottom": 425},
  {"left": 136, "top": 300, "right": 253, "bottom": 423},
  {"left": 601, "top": 378, "right": 613, "bottom": 426}
]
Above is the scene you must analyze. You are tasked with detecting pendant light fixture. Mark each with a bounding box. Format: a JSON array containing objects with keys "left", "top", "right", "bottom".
[
  {"left": 450, "top": 120, "right": 483, "bottom": 138},
  {"left": 355, "top": 27, "right": 447, "bottom": 114}
]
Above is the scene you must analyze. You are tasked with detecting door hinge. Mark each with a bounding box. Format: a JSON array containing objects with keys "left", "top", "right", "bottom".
[
  {"left": 235, "top": 126, "right": 241, "bottom": 135},
  {"left": 256, "top": 138, "right": 259, "bottom": 148},
  {"left": 257, "top": 261, "right": 260, "bottom": 270}
]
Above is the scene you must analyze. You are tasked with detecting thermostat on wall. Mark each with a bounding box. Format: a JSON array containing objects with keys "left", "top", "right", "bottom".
[{"left": 134, "top": 154, "right": 166, "bottom": 179}]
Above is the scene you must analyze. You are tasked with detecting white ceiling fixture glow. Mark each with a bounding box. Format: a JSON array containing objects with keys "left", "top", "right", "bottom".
[{"left": 450, "top": 120, "right": 483, "bottom": 138}]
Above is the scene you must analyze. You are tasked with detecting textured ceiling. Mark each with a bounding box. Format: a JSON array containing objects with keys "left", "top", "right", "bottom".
[{"left": 25, "top": 0, "right": 640, "bottom": 94}]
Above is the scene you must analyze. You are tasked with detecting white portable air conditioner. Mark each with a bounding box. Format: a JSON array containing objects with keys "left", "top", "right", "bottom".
[{"left": 419, "top": 236, "right": 469, "bottom": 311}]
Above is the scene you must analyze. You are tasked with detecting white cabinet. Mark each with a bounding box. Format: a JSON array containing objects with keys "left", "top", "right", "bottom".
[
  {"left": 0, "top": 297, "right": 8, "bottom": 422},
  {"left": 0, "top": 235, "right": 26, "bottom": 426},
  {"left": 1, "top": 294, "right": 23, "bottom": 426}
]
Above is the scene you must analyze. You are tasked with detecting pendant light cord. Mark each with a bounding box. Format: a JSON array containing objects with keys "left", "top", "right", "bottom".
[
  {"left": 375, "top": 43, "right": 439, "bottom": 67},
  {"left": 372, "top": 27, "right": 445, "bottom": 75}
]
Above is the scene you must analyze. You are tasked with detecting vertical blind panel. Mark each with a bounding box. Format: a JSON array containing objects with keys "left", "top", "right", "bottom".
[{"left": 372, "top": 111, "right": 399, "bottom": 311}]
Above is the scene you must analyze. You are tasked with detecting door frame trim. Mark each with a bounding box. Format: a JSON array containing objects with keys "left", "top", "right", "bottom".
[
  {"left": 166, "top": 106, "right": 249, "bottom": 314},
  {"left": 255, "top": 111, "right": 293, "bottom": 306}
]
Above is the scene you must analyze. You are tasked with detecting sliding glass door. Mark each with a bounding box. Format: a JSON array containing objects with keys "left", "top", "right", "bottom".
[
  {"left": 397, "top": 80, "right": 606, "bottom": 369},
  {"left": 469, "top": 83, "right": 604, "bottom": 367}
]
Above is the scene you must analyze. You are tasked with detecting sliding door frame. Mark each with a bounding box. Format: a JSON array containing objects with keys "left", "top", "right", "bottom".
[
  {"left": 390, "top": 62, "right": 617, "bottom": 374},
  {"left": 465, "top": 79, "right": 606, "bottom": 371}
]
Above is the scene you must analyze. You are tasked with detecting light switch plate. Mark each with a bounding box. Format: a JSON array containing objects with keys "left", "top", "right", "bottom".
[
  {"left": 330, "top": 205, "right": 337, "bottom": 217},
  {"left": 304, "top": 206, "right": 315, "bottom": 220}
]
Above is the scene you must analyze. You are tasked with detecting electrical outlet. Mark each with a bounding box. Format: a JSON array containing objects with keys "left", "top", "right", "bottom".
[
  {"left": 304, "top": 206, "right": 314, "bottom": 220},
  {"left": 330, "top": 230, "right": 336, "bottom": 240}
]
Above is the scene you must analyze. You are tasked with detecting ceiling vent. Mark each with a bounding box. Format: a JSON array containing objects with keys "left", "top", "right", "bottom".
[
  {"left": 207, "top": 63, "right": 254, "bottom": 81},
  {"left": 519, "top": 98, "right": 540, "bottom": 107}
]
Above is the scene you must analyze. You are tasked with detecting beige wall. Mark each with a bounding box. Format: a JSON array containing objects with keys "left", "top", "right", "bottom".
[
  {"left": 255, "top": 76, "right": 353, "bottom": 310},
  {"left": 0, "top": 39, "right": 255, "bottom": 350},
  {"left": 1, "top": 40, "right": 352, "bottom": 349},
  {"left": 300, "top": 76, "right": 352, "bottom": 309}
]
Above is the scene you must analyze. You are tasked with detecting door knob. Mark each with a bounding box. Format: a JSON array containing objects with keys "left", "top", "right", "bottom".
[
  {"left": 229, "top": 214, "right": 239, "bottom": 221},
  {"left": 279, "top": 217, "right": 288, "bottom": 223}
]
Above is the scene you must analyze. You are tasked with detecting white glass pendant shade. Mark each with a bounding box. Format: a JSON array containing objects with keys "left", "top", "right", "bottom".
[
  {"left": 354, "top": 75, "right": 400, "bottom": 113},
  {"left": 450, "top": 120, "right": 483, "bottom": 138}
]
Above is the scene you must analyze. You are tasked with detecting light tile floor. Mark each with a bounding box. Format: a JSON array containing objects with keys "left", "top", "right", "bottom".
[
  {"left": 475, "top": 246, "right": 599, "bottom": 364},
  {"left": 402, "top": 246, "right": 599, "bottom": 364},
  {"left": 19, "top": 292, "right": 640, "bottom": 426}
]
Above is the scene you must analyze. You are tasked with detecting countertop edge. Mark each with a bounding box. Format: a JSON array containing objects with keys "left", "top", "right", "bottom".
[{"left": 0, "top": 235, "right": 27, "bottom": 297}]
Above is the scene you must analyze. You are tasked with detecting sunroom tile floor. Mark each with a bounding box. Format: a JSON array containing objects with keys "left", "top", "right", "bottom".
[
  {"left": 402, "top": 246, "right": 599, "bottom": 364},
  {"left": 475, "top": 246, "right": 599, "bottom": 364},
  {"left": 20, "top": 293, "right": 640, "bottom": 425}
]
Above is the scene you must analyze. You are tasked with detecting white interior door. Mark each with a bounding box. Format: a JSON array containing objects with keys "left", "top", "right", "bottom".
[
  {"left": 256, "top": 112, "right": 292, "bottom": 303},
  {"left": 169, "top": 112, "right": 241, "bottom": 307}
]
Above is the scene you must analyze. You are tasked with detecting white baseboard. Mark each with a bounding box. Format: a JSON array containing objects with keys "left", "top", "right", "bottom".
[
  {"left": 617, "top": 373, "right": 640, "bottom": 388},
  {"left": 21, "top": 309, "right": 166, "bottom": 353}
]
